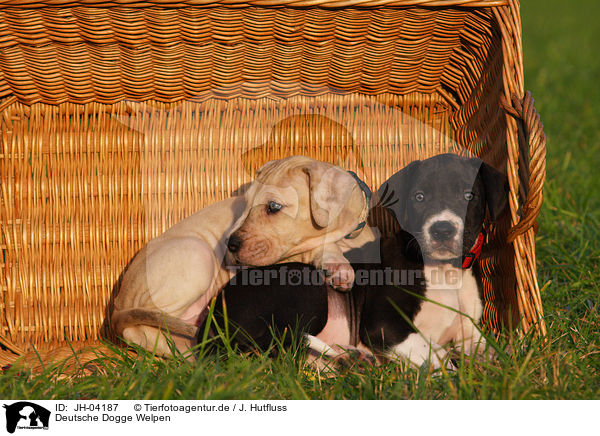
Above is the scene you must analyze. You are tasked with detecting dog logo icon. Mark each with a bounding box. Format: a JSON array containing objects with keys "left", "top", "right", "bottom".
[
  {"left": 287, "top": 270, "right": 302, "bottom": 286},
  {"left": 2, "top": 402, "right": 50, "bottom": 433}
]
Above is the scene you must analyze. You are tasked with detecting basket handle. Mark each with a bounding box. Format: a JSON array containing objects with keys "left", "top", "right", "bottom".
[{"left": 500, "top": 91, "right": 547, "bottom": 242}]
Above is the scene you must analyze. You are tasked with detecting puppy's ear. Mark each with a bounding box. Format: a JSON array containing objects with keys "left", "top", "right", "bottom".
[
  {"left": 376, "top": 160, "right": 421, "bottom": 227},
  {"left": 303, "top": 164, "right": 357, "bottom": 228},
  {"left": 255, "top": 159, "right": 278, "bottom": 177},
  {"left": 479, "top": 162, "right": 509, "bottom": 222}
]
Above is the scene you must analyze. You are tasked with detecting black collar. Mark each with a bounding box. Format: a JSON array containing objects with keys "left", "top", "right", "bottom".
[{"left": 345, "top": 171, "right": 372, "bottom": 239}]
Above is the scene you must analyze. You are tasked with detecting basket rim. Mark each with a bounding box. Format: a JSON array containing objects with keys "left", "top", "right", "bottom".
[{"left": 0, "top": 0, "right": 509, "bottom": 9}]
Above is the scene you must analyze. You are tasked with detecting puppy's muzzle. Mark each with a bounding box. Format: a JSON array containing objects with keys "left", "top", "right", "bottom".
[
  {"left": 429, "top": 220, "right": 457, "bottom": 242},
  {"left": 227, "top": 234, "right": 243, "bottom": 253}
]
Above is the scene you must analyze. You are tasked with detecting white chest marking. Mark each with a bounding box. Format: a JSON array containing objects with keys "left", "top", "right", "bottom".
[{"left": 414, "top": 264, "right": 482, "bottom": 346}]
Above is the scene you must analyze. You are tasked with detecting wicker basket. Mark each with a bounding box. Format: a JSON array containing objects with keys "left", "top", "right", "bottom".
[{"left": 0, "top": 0, "right": 546, "bottom": 362}]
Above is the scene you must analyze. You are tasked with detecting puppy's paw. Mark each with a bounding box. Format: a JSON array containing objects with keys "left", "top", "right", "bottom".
[
  {"left": 435, "top": 356, "right": 458, "bottom": 372},
  {"left": 454, "top": 333, "right": 494, "bottom": 359},
  {"left": 322, "top": 263, "right": 355, "bottom": 292},
  {"left": 388, "top": 333, "right": 455, "bottom": 373},
  {"left": 332, "top": 348, "right": 376, "bottom": 370},
  {"left": 428, "top": 346, "right": 457, "bottom": 372}
]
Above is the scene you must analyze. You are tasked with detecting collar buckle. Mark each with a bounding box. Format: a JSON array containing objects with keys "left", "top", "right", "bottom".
[{"left": 462, "top": 231, "right": 485, "bottom": 269}]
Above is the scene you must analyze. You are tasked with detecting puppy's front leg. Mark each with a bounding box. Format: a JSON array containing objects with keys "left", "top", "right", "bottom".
[{"left": 312, "top": 243, "right": 355, "bottom": 292}]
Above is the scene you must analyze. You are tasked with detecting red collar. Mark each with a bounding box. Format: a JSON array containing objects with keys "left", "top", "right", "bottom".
[{"left": 462, "top": 232, "right": 485, "bottom": 269}]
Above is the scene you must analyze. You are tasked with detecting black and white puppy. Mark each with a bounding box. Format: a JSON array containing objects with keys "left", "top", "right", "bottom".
[
  {"left": 210, "top": 154, "right": 508, "bottom": 370},
  {"left": 355, "top": 153, "right": 508, "bottom": 368}
]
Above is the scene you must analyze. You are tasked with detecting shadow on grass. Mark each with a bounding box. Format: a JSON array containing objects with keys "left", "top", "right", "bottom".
[{"left": 2, "top": 310, "right": 595, "bottom": 400}]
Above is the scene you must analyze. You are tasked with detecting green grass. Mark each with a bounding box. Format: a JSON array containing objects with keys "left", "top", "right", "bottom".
[{"left": 1, "top": 0, "right": 598, "bottom": 400}]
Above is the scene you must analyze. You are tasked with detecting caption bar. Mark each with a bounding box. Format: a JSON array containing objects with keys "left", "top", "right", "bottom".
[{"left": 0, "top": 400, "right": 587, "bottom": 435}]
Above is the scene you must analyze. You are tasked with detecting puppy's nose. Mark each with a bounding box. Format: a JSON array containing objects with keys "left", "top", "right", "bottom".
[
  {"left": 227, "top": 234, "right": 243, "bottom": 253},
  {"left": 429, "top": 221, "right": 456, "bottom": 241}
]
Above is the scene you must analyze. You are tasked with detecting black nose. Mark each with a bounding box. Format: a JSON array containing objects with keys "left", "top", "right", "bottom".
[
  {"left": 429, "top": 221, "right": 456, "bottom": 241},
  {"left": 227, "top": 234, "right": 242, "bottom": 253}
]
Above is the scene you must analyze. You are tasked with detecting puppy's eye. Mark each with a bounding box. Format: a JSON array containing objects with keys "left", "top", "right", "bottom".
[
  {"left": 266, "top": 201, "right": 283, "bottom": 214},
  {"left": 415, "top": 192, "right": 425, "bottom": 202},
  {"left": 464, "top": 191, "right": 474, "bottom": 201}
]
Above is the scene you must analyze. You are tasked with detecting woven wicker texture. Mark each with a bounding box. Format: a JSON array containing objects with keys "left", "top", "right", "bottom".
[
  {"left": 0, "top": 1, "right": 509, "bottom": 7},
  {"left": 0, "top": 7, "right": 498, "bottom": 105},
  {"left": 0, "top": 0, "right": 546, "bottom": 356}
]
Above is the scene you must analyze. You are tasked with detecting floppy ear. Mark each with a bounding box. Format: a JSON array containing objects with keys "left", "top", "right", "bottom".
[
  {"left": 302, "top": 163, "right": 357, "bottom": 228},
  {"left": 479, "top": 162, "right": 509, "bottom": 222},
  {"left": 376, "top": 160, "right": 421, "bottom": 227},
  {"left": 255, "top": 159, "right": 278, "bottom": 177}
]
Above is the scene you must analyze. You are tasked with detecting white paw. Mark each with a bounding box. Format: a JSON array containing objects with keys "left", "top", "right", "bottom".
[
  {"left": 428, "top": 345, "right": 456, "bottom": 371},
  {"left": 455, "top": 333, "right": 490, "bottom": 358},
  {"left": 388, "top": 332, "right": 456, "bottom": 371}
]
